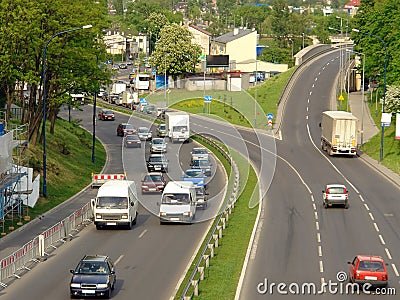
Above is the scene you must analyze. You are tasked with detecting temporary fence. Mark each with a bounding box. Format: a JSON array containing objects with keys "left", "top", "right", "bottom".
[
  {"left": 91, "top": 173, "right": 126, "bottom": 188},
  {"left": 0, "top": 202, "right": 92, "bottom": 288}
]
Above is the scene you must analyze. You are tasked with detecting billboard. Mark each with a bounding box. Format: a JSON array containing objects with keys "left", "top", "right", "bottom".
[{"left": 206, "top": 55, "right": 229, "bottom": 67}]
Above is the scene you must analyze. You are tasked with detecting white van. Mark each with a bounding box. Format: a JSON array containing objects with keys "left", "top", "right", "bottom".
[
  {"left": 91, "top": 180, "right": 139, "bottom": 229},
  {"left": 159, "top": 181, "right": 196, "bottom": 224}
]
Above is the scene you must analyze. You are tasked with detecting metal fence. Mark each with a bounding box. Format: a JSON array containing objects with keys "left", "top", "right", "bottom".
[{"left": 0, "top": 202, "right": 92, "bottom": 288}]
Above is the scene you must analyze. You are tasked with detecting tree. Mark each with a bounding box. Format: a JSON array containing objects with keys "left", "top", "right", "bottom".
[
  {"left": 383, "top": 85, "right": 400, "bottom": 113},
  {"left": 149, "top": 24, "right": 201, "bottom": 79}
]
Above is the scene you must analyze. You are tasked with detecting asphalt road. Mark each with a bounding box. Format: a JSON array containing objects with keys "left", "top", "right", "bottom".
[
  {"left": 238, "top": 50, "right": 400, "bottom": 299},
  {"left": 0, "top": 106, "right": 227, "bottom": 299}
]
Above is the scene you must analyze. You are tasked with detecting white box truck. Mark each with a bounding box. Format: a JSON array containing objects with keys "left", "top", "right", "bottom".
[
  {"left": 91, "top": 180, "right": 139, "bottom": 230},
  {"left": 159, "top": 181, "right": 196, "bottom": 224},
  {"left": 165, "top": 111, "right": 190, "bottom": 143},
  {"left": 121, "top": 91, "right": 138, "bottom": 108},
  {"left": 321, "top": 111, "right": 359, "bottom": 156},
  {"left": 111, "top": 81, "right": 127, "bottom": 95}
]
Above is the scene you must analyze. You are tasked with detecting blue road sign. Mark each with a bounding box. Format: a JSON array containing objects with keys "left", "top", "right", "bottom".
[
  {"left": 204, "top": 95, "right": 212, "bottom": 103},
  {"left": 267, "top": 113, "right": 274, "bottom": 120},
  {"left": 139, "top": 98, "right": 147, "bottom": 104}
]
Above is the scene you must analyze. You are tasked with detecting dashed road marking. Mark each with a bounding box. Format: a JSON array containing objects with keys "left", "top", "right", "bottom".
[
  {"left": 139, "top": 229, "right": 148, "bottom": 238},
  {"left": 317, "top": 232, "right": 321, "bottom": 243},
  {"left": 369, "top": 212, "right": 374, "bottom": 221},
  {"left": 378, "top": 234, "right": 385, "bottom": 245},
  {"left": 314, "top": 211, "right": 318, "bottom": 220},
  {"left": 364, "top": 203, "right": 370, "bottom": 211},
  {"left": 316, "top": 222, "right": 319, "bottom": 231},
  {"left": 318, "top": 245, "right": 322, "bottom": 257},
  {"left": 319, "top": 260, "right": 324, "bottom": 273},
  {"left": 385, "top": 248, "right": 392, "bottom": 260},
  {"left": 373, "top": 223, "right": 380, "bottom": 232},
  {"left": 392, "top": 264, "right": 399, "bottom": 277}
]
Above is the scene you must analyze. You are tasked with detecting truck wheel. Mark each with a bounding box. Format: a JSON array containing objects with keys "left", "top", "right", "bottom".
[
  {"left": 344, "top": 202, "right": 349, "bottom": 209},
  {"left": 323, "top": 202, "right": 328, "bottom": 209},
  {"left": 96, "top": 224, "right": 102, "bottom": 230},
  {"left": 133, "top": 212, "right": 138, "bottom": 225}
]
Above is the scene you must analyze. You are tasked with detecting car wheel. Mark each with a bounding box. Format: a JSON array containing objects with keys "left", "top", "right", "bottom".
[
  {"left": 104, "top": 288, "right": 111, "bottom": 299},
  {"left": 96, "top": 224, "right": 102, "bottom": 230},
  {"left": 323, "top": 201, "right": 328, "bottom": 209},
  {"left": 344, "top": 202, "right": 349, "bottom": 209}
]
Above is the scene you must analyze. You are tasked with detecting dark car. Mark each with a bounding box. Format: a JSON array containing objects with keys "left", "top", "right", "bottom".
[
  {"left": 157, "top": 123, "right": 167, "bottom": 138},
  {"left": 191, "top": 159, "right": 212, "bottom": 176},
  {"left": 98, "top": 109, "right": 115, "bottom": 121},
  {"left": 141, "top": 172, "right": 166, "bottom": 193},
  {"left": 124, "top": 134, "right": 141, "bottom": 148},
  {"left": 146, "top": 154, "right": 168, "bottom": 173},
  {"left": 117, "top": 123, "right": 136, "bottom": 136},
  {"left": 70, "top": 255, "right": 116, "bottom": 299}
]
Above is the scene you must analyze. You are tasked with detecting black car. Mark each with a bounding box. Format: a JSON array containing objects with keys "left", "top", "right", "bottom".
[
  {"left": 146, "top": 154, "right": 168, "bottom": 173},
  {"left": 70, "top": 255, "right": 116, "bottom": 299}
]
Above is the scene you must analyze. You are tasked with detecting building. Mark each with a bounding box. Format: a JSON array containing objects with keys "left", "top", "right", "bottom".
[
  {"left": 186, "top": 23, "right": 212, "bottom": 68},
  {"left": 344, "top": 0, "right": 360, "bottom": 17},
  {"left": 103, "top": 30, "right": 148, "bottom": 61}
]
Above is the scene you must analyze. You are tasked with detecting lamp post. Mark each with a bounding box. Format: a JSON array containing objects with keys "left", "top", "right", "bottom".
[
  {"left": 352, "top": 28, "right": 388, "bottom": 161},
  {"left": 41, "top": 24, "right": 92, "bottom": 197},
  {"left": 302, "top": 33, "right": 305, "bottom": 49},
  {"left": 329, "top": 27, "right": 345, "bottom": 108},
  {"left": 254, "top": 58, "right": 258, "bottom": 128}
]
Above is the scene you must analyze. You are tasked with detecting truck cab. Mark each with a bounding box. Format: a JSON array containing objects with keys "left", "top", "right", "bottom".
[
  {"left": 91, "top": 180, "right": 139, "bottom": 230},
  {"left": 159, "top": 181, "right": 196, "bottom": 224}
]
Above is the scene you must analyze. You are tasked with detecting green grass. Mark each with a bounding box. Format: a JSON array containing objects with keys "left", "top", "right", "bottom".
[
  {"left": 175, "top": 137, "right": 258, "bottom": 299},
  {"left": 1, "top": 118, "right": 106, "bottom": 235}
]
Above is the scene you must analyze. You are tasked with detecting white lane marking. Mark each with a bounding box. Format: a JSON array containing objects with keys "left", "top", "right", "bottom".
[
  {"left": 385, "top": 248, "right": 392, "bottom": 260},
  {"left": 320, "top": 278, "right": 326, "bottom": 292},
  {"left": 139, "top": 229, "right": 147, "bottom": 238},
  {"left": 317, "top": 233, "right": 321, "bottom": 243},
  {"left": 314, "top": 211, "right": 318, "bottom": 220},
  {"left": 316, "top": 222, "right": 319, "bottom": 231},
  {"left": 307, "top": 106, "right": 309, "bottom": 112},
  {"left": 311, "top": 194, "right": 315, "bottom": 202},
  {"left": 359, "top": 195, "right": 365, "bottom": 202},
  {"left": 392, "top": 264, "right": 399, "bottom": 277},
  {"left": 369, "top": 212, "right": 374, "bottom": 221},
  {"left": 319, "top": 260, "right": 324, "bottom": 273},
  {"left": 364, "top": 203, "right": 370, "bottom": 211},
  {"left": 306, "top": 115, "right": 309, "bottom": 119},
  {"left": 379, "top": 234, "right": 385, "bottom": 245},
  {"left": 308, "top": 98, "right": 310, "bottom": 103},
  {"left": 312, "top": 203, "right": 316, "bottom": 210},
  {"left": 384, "top": 213, "right": 394, "bottom": 217},
  {"left": 318, "top": 245, "right": 322, "bottom": 257},
  {"left": 114, "top": 255, "right": 123, "bottom": 265},
  {"left": 310, "top": 91, "right": 313, "bottom": 95},
  {"left": 374, "top": 223, "right": 380, "bottom": 232},
  {"left": 315, "top": 77, "right": 318, "bottom": 82}
]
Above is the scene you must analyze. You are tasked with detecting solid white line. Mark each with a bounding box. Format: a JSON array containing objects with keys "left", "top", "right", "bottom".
[
  {"left": 364, "top": 203, "right": 370, "bottom": 211},
  {"left": 369, "top": 212, "right": 374, "bottom": 221},
  {"left": 316, "top": 222, "right": 319, "bottom": 231},
  {"left": 319, "top": 260, "right": 324, "bottom": 273},
  {"left": 378, "top": 234, "right": 385, "bottom": 245},
  {"left": 317, "top": 232, "right": 321, "bottom": 243},
  {"left": 374, "top": 223, "right": 380, "bottom": 232},
  {"left": 385, "top": 248, "right": 392, "bottom": 260},
  {"left": 318, "top": 245, "right": 322, "bottom": 257},
  {"left": 314, "top": 211, "right": 318, "bottom": 220},
  {"left": 139, "top": 229, "right": 147, "bottom": 238},
  {"left": 114, "top": 255, "right": 123, "bottom": 265},
  {"left": 392, "top": 264, "right": 399, "bottom": 277}
]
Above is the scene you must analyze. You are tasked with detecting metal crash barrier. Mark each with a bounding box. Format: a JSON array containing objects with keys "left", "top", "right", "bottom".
[{"left": 0, "top": 202, "right": 92, "bottom": 288}]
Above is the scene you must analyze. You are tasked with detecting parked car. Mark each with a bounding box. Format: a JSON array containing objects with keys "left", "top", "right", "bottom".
[
  {"left": 191, "top": 159, "right": 212, "bottom": 176},
  {"left": 70, "top": 255, "right": 116, "bottom": 299},
  {"left": 141, "top": 172, "right": 166, "bottom": 193},
  {"left": 322, "top": 184, "right": 349, "bottom": 209},
  {"left": 146, "top": 154, "right": 168, "bottom": 173},
  {"left": 157, "top": 123, "right": 167, "bottom": 137},
  {"left": 182, "top": 169, "right": 206, "bottom": 188},
  {"left": 117, "top": 123, "right": 136, "bottom": 136},
  {"left": 98, "top": 109, "right": 115, "bottom": 121},
  {"left": 150, "top": 138, "right": 167, "bottom": 153},
  {"left": 191, "top": 147, "right": 209, "bottom": 161},
  {"left": 137, "top": 126, "right": 152, "bottom": 141},
  {"left": 124, "top": 134, "right": 141, "bottom": 148},
  {"left": 348, "top": 255, "right": 388, "bottom": 288}
]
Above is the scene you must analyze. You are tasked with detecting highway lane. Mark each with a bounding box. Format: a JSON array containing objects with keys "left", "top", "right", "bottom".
[
  {"left": 0, "top": 107, "right": 227, "bottom": 299},
  {"left": 238, "top": 50, "right": 400, "bottom": 299}
]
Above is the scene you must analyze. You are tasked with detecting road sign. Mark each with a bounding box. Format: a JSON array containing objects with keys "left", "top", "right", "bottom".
[
  {"left": 267, "top": 113, "right": 274, "bottom": 120},
  {"left": 381, "top": 113, "right": 391, "bottom": 127},
  {"left": 338, "top": 94, "right": 345, "bottom": 101},
  {"left": 267, "top": 119, "right": 273, "bottom": 127},
  {"left": 139, "top": 98, "right": 147, "bottom": 104},
  {"left": 204, "top": 95, "right": 212, "bottom": 103}
]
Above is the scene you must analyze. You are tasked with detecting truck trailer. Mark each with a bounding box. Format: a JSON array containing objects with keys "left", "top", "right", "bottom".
[
  {"left": 165, "top": 111, "right": 190, "bottom": 143},
  {"left": 321, "top": 111, "right": 359, "bottom": 156}
]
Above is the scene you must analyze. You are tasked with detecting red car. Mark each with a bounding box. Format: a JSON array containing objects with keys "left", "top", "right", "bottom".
[
  {"left": 97, "top": 109, "right": 115, "bottom": 121},
  {"left": 117, "top": 123, "right": 136, "bottom": 136},
  {"left": 141, "top": 172, "right": 166, "bottom": 193},
  {"left": 348, "top": 255, "right": 388, "bottom": 287}
]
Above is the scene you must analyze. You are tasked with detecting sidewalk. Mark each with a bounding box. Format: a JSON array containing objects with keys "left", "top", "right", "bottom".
[{"left": 349, "top": 91, "right": 400, "bottom": 187}]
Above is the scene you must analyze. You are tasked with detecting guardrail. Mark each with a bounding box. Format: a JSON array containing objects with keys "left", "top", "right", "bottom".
[
  {"left": 180, "top": 132, "right": 241, "bottom": 299},
  {"left": 0, "top": 202, "right": 92, "bottom": 289}
]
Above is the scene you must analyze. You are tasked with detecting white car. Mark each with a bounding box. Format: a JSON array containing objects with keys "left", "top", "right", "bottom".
[
  {"left": 191, "top": 147, "right": 209, "bottom": 161},
  {"left": 322, "top": 184, "right": 349, "bottom": 209},
  {"left": 150, "top": 138, "right": 167, "bottom": 153},
  {"left": 137, "top": 127, "right": 152, "bottom": 141}
]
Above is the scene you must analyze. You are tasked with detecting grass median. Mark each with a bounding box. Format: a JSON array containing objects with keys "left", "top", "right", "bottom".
[{"left": 175, "top": 136, "right": 258, "bottom": 299}]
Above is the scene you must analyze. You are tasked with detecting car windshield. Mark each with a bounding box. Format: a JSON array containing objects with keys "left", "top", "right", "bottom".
[
  {"left": 126, "top": 135, "right": 139, "bottom": 141},
  {"left": 196, "top": 188, "right": 205, "bottom": 196},
  {"left": 193, "top": 148, "right": 207, "bottom": 154},
  {"left": 192, "top": 160, "right": 209, "bottom": 167},
  {"left": 159, "top": 125, "right": 166, "bottom": 130},
  {"left": 149, "top": 156, "right": 164, "bottom": 163},
  {"left": 162, "top": 193, "right": 190, "bottom": 204},
  {"left": 97, "top": 197, "right": 128, "bottom": 209},
  {"left": 144, "top": 175, "right": 163, "bottom": 182},
  {"left": 328, "top": 187, "right": 345, "bottom": 194},
  {"left": 138, "top": 127, "right": 149, "bottom": 133},
  {"left": 152, "top": 139, "right": 164, "bottom": 144},
  {"left": 185, "top": 170, "right": 203, "bottom": 177},
  {"left": 76, "top": 262, "right": 108, "bottom": 275},
  {"left": 104, "top": 110, "right": 113, "bottom": 115},
  {"left": 123, "top": 124, "right": 134, "bottom": 130},
  {"left": 172, "top": 126, "right": 187, "bottom": 132},
  {"left": 358, "top": 261, "right": 384, "bottom": 271}
]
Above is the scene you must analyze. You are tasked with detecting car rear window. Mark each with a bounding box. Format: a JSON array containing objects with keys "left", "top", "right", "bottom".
[
  {"left": 358, "top": 261, "right": 384, "bottom": 271},
  {"left": 327, "top": 187, "right": 345, "bottom": 194}
]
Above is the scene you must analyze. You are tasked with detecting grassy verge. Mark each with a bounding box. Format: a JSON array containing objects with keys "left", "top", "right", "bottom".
[
  {"left": 175, "top": 137, "right": 258, "bottom": 299},
  {"left": 1, "top": 117, "right": 106, "bottom": 236}
]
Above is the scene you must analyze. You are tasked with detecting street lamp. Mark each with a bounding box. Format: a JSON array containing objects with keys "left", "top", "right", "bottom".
[
  {"left": 41, "top": 24, "right": 92, "bottom": 197},
  {"left": 352, "top": 28, "right": 388, "bottom": 161},
  {"left": 302, "top": 33, "right": 305, "bottom": 49},
  {"left": 329, "top": 27, "right": 345, "bottom": 107}
]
